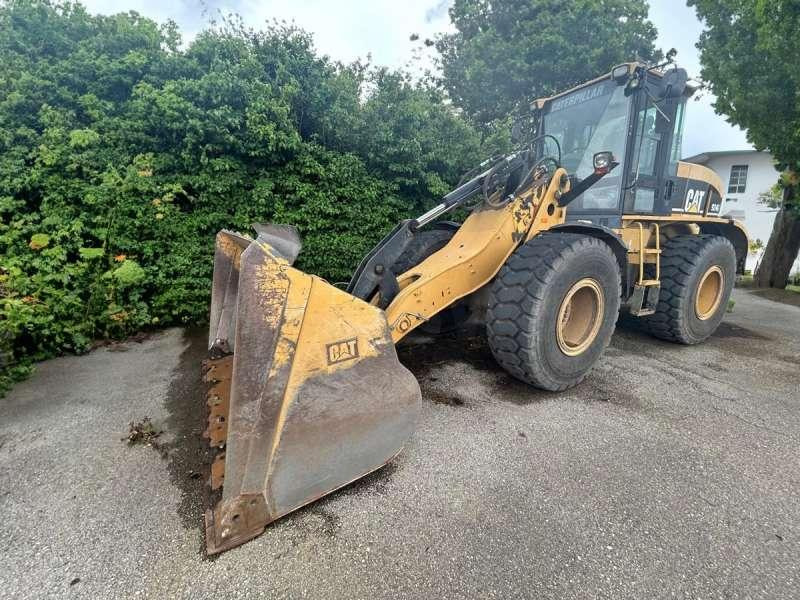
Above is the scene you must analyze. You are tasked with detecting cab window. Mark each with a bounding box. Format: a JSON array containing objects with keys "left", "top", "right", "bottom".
[
  {"left": 667, "top": 99, "right": 686, "bottom": 175},
  {"left": 541, "top": 80, "right": 630, "bottom": 211}
]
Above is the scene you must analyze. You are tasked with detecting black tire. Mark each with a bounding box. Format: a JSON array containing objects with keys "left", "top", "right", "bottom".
[
  {"left": 393, "top": 226, "right": 468, "bottom": 334},
  {"left": 642, "top": 234, "right": 735, "bottom": 344},
  {"left": 392, "top": 229, "right": 454, "bottom": 275},
  {"left": 487, "top": 233, "right": 621, "bottom": 391}
]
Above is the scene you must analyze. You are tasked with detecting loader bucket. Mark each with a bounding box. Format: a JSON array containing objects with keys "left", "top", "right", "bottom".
[
  {"left": 203, "top": 227, "right": 421, "bottom": 554},
  {"left": 208, "top": 225, "right": 301, "bottom": 357}
]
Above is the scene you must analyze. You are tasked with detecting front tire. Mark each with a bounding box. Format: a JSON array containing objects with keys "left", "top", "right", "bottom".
[
  {"left": 392, "top": 229, "right": 454, "bottom": 276},
  {"left": 642, "top": 234, "right": 736, "bottom": 344},
  {"left": 487, "top": 233, "right": 621, "bottom": 391}
]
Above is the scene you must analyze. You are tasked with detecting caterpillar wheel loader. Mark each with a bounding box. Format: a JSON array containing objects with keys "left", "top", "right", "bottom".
[{"left": 202, "top": 62, "right": 748, "bottom": 553}]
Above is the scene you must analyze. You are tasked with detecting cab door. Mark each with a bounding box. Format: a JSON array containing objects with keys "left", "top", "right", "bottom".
[
  {"left": 622, "top": 81, "right": 683, "bottom": 216},
  {"left": 661, "top": 96, "right": 694, "bottom": 213},
  {"left": 663, "top": 96, "right": 724, "bottom": 217}
]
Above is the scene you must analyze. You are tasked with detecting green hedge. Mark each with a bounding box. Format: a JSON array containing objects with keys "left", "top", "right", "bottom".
[{"left": 0, "top": 1, "right": 489, "bottom": 393}]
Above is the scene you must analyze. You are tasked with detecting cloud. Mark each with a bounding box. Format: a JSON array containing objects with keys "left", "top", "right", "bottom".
[
  {"left": 80, "top": 0, "right": 221, "bottom": 38},
  {"left": 425, "top": 0, "right": 451, "bottom": 24}
]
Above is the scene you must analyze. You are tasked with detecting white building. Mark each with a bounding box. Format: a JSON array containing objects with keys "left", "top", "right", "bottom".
[{"left": 683, "top": 149, "right": 800, "bottom": 275}]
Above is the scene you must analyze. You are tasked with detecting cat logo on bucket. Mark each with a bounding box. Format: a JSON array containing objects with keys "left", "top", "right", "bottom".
[{"left": 326, "top": 338, "right": 359, "bottom": 365}]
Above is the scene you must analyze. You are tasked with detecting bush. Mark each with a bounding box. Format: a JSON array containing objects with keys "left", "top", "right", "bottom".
[{"left": 0, "top": 1, "right": 484, "bottom": 393}]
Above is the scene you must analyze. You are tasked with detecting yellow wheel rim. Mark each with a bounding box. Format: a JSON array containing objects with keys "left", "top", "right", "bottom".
[
  {"left": 695, "top": 265, "right": 724, "bottom": 320},
  {"left": 556, "top": 278, "right": 605, "bottom": 357}
]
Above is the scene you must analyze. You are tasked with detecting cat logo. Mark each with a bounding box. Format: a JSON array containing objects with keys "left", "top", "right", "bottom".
[
  {"left": 326, "top": 338, "right": 359, "bottom": 365},
  {"left": 684, "top": 188, "right": 705, "bottom": 213}
]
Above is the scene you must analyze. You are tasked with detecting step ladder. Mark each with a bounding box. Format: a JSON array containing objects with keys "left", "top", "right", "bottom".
[{"left": 629, "top": 222, "right": 661, "bottom": 317}]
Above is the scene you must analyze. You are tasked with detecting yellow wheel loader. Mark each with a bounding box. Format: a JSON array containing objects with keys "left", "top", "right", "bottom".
[{"left": 202, "top": 62, "right": 748, "bottom": 553}]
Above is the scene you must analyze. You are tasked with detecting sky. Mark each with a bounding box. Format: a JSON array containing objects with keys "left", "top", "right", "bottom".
[{"left": 80, "top": 0, "right": 753, "bottom": 158}]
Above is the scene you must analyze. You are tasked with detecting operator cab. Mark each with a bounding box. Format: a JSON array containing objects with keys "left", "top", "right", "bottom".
[{"left": 531, "top": 62, "right": 723, "bottom": 227}]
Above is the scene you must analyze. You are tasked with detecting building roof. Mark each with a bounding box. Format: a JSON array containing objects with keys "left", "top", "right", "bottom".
[{"left": 682, "top": 149, "right": 764, "bottom": 164}]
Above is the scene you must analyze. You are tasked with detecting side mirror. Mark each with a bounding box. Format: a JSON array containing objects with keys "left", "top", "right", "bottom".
[
  {"left": 593, "top": 151, "right": 618, "bottom": 175},
  {"left": 558, "top": 152, "right": 619, "bottom": 208},
  {"left": 660, "top": 68, "right": 688, "bottom": 99},
  {"left": 624, "top": 70, "right": 644, "bottom": 97},
  {"left": 611, "top": 64, "right": 631, "bottom": 85}
]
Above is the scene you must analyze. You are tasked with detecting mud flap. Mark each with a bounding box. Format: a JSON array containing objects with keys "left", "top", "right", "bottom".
[{"left": 204, "top": 227, "right": 421, "bottom": 554}]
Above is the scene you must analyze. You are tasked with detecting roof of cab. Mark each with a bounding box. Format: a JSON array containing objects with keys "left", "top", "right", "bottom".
[{"left": 531, "top": 62, "right": 694, "bottom": 110}]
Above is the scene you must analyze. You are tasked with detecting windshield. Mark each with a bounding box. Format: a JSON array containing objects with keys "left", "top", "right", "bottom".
[{"left": 541, "top": 79, "right": 630, "bottom": 211}]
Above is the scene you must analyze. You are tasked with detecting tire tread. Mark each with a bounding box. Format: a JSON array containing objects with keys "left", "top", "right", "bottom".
[
  {"left": 487, "top": 233, "right": 620, "bottom": 391},
  {"left": 642, "top": 234, "right": 735, "bottom": 344}
]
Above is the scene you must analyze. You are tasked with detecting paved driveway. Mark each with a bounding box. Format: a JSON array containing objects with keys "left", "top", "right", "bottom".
[{"left": 1, "top": 289, "right": 798, "bottom": 599}]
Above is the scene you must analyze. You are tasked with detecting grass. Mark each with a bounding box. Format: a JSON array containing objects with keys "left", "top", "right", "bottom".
[
  {"left": 734, "top": 273, "right": 800, "bottom": 308},
  {"left": 736, "top": 273, "right": 800, "bottom": 293}
]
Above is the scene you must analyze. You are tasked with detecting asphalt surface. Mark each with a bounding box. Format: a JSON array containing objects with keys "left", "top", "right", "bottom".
[{"left": 1, "top": 288, "right": 799, "bottom": 599}]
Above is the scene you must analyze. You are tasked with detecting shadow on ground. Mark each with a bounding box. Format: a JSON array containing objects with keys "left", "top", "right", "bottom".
[
  {"left": 162, "top": 328, "right": 221, "bottom": 558},
  {"left": 398, "top": 331, "right": 540, "bottom": 406}
]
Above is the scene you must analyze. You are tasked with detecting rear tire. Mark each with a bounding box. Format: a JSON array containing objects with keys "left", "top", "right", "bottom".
[
  {"left": 642, "top": 234, "right": 735, "bottom": 344},
  {"left": 487, "top": 233, "right": 621, "bottom": 391}
]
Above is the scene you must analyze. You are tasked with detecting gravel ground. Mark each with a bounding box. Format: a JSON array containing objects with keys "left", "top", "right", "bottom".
[{"left": 1, "top": 288, "right": 798, "bottom": 599}]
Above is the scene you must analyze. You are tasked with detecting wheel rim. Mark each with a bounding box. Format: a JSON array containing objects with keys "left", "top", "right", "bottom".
[
  {"left": 695, "top": 265, "right": 724, "bottom": 320},
  {"left": 556, "top": 278, "right": 605, "bottom": 357}
]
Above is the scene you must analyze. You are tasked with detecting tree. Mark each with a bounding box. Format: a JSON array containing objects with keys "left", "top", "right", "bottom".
[
  {"left": 690, "top": 0, "right": 800, "bottom": 288},
  {"left": 436, "top": 0, "right": 662, "bottom": 125}
]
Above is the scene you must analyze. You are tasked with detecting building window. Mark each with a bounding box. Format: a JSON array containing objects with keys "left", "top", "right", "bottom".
[{"left": 727, "top": 164, "right": 748, "bottom": 194}]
